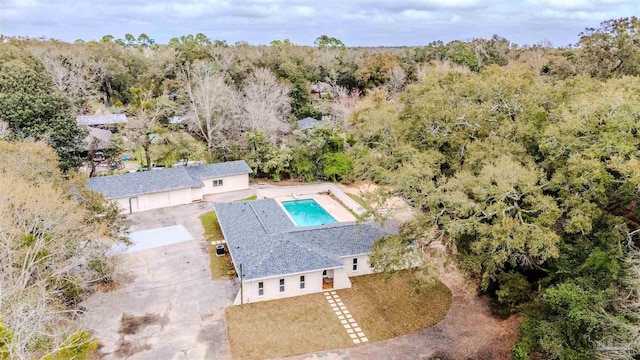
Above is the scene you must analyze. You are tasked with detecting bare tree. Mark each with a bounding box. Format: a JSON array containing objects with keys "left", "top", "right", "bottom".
[
  {"left": 239, "top": 67, "right": 291, "bottom": 143},
  {"left": 329, "top": 84, "right": 361, "bottom": 124},
  {"left": 178, "top": 61, "right": 239, "bottom": 161},
  {"left": 28, "top": 45, "right": 105, "bottom": 112},
  {"left": 0, "top": 141, "right": 124, "bottom": 358},
  {"left": 386, "top": 65, "right": 406, "bottom": 97}
]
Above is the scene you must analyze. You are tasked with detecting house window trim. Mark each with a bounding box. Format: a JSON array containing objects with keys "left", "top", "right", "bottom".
[
  {"left": 258, "top": 281, "right": 264, "bottom": 296},
  {"left": 352, "top": 258, "right": 358, "bottom": 271},
  {"left": 213, "top": 179, "right": 224, "bottom": 187},
  {"left": 279, "top": 278, "right": 285, "bottom": 292},
  {"left": 300, "top": 275, "right": 305, "bottom": 289}
]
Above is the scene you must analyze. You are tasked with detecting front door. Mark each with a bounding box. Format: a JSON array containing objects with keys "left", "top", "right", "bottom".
[
  {"left": 322, "top": 269, "right": 334, "bottom": 289},
  {"left": 129, "top": 197, "right": 139, "bottom": 214}
]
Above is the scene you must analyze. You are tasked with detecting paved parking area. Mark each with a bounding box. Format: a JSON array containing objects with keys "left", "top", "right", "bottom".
[{"left": 82, "top": 202, "right": 239, "bottom": 359}]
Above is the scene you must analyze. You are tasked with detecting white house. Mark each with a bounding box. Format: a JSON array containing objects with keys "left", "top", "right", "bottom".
[
  {"left": 214, "top": 199, "right": 386, "bottom": 305},
  {"left": 88, "top": 160, "right": 251, "bottom": 214}
]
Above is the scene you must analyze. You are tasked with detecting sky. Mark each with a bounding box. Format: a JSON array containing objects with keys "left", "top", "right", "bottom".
[{"left": 1, "top": 0, "right": 639, "bottom": 47}]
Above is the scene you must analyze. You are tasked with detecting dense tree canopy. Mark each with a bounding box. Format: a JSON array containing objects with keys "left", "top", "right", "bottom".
[{"left": 3, "top": 17, "right": 640, "bottom": 358}]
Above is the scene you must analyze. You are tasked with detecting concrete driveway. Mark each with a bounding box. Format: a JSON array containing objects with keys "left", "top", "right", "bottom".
[{"left": 82, "top": 202, "right": 239, "bottom": 359}]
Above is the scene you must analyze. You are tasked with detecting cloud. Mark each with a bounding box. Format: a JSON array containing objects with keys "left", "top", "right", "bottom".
[{"left": 1, "top": 0, "right": 638, "bottom": 46}]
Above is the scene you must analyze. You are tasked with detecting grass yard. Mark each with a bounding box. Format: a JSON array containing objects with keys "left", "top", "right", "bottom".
[
  {"left": 226, "top": 293, "right": 352, "bottom": 360},
  {"left": 338, "top": 271, "right": 452, "bottom": 342},
  {"left": 347, "top": 193, "right": 373, "bottom": 212},
  {"left": 226, "top": 271, "right": 452, "bottom": 359},
  {"left": 235, "top": 195, "right": 257, "bottom": 201},
  {"left": 200, "top": 211, "right": 224, "bottom": 241},
  {"left": 200, "top": 211, "right": 235, "bottom": 280}
]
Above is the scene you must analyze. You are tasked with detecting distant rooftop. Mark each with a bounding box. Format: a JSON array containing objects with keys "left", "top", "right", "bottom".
[
  {"left": 87, "top": 160, "right": 252, "bottom": 199},
  {"left": 77, "top": 114, "right": 127, "bottom": 126},
  {"left": 215, "top": 199, "right": 386, "bottom": 280},
  {"left": 83, "top": 126, "right": 113, "bottom": 151},
  {"left": 298, "top": 117, "right": 322, "bottom": 130}
]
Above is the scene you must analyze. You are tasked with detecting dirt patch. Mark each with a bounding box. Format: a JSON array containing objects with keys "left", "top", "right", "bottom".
[
  {"left": 114, "top": 337, "right": 152, "bottom": 358},
  {"left": 92, "top": 280, "right": 120, "bottom": 293},
  {"left": 118, "top": 312, "right": 167, "bottom": 335}
]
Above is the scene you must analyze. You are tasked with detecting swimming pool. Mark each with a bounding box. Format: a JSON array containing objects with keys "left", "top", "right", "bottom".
[{"left": 281, "top": 199, "right": 338, "bottom": 227}]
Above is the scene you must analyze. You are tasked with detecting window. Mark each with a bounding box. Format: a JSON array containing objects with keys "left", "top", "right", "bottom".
[
  {"left": 258, "top": 282, "right": 264, "bottom": 296},
  {"left": 213, "top": 179, "right": 224, "bottom": 187},
  {"left": 279, "top": 279, "right": 285, "bottom": 292},
  {"left": 353, "top": 258, "right": 358, "bottom": 271},
  {"left": 300, "top": 276, "right": 305, "bottom": 289}
]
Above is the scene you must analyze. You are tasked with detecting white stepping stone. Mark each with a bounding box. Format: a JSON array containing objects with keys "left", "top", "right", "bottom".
[
  {"left": 354, "top": 327, "right": 361, "bottom": 332},
  {"left": 338, "top": 315, "right": 345, "bottom": 320},
  {"left": 334, "top": 311, "right": 341, "bottom": 315},
  {"left": 353, "top": 339, "right": 361, "bottom": 344},
  {"left": 340, "top": 306, "right": 347, "bottom": 310},
  {"left": 343, "top": 324, "right": 351, "bottom": 329},
  {"left": 328, "top": 299, "right": 335, "bottom": 303},
  {"left": 343, "top": 310, "right": 350, "bottom": 315},
  {"left": 357, "top": 332, "right": 365, "bottom": 337},
  {"left": 361, "top": 337, "right": 368, "bottom": 342},
  {"left": 330, "top": 291, "right": 336, "bottom": 294},
  {"left": 345, "top": 314, "right": 352, "bottom": 319},
  {"left": 341, "top": 320, "right": 348, "bottom": 325},
  {"left": 348, "top": 319, "right": 356, "bottom": 323},
  {"left": 346, "top": 329, "right": 354, "bottom": 334},
  {"left": 349, "top": 333, "right": 357, "bottom": 339}
]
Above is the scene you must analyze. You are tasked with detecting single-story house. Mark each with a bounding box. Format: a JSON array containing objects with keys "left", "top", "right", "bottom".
[
  {"left": 83, "top": 127, "right": 113, "bottom": 151},
  {"left": 77, "top": 114, "right": 127, "bottom": 126},
  {"left": 214, "top": 199, "right": 386, "bottom": 304},
  {"left": 88, "top": 160, "right": 252, "bottom": 214},
  {"left": 298, "top": 117, "right": 322, "bottom": 131}
]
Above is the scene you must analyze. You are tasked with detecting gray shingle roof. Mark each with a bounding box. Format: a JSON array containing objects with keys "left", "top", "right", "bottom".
[
  {"left": 186, "top": 160, "right": 252, "bottom": 179},
  {"left": 77, "top": 114, "right": 127, "bottom": 126},
  {"left": 87, "top": 161, "right": 251, "bottom": 199},
  {"left": 298, "top": 117, "right": 321, "bottom": 130},
  {"left": 214, "top": 199, "right": 386, "bottom": 280},
  {"left": 87, "top": 167, "right": 203, "bottom": 199},
  {"left": 83, "top": 127, "right": 113, "bottom": 151}
]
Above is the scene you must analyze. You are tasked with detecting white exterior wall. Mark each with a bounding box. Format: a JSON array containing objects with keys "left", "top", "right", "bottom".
[
  {"left": 111, "top": 187, "right": 195, "bottom": 214},
  {"left": 333, "top": 268, "right": 352, "bottom": 289},
  {"left": 191, "top": 187, "right": 203, "bottom": 202},
  {"left": 234, "top": 270, "right": 328, "bottom": 305},
  {"left": 201, "top": 174, "right": 249, "bottom": 195},
  {"left": 342, "top": 255, "right": 374, "bottom": 277}
]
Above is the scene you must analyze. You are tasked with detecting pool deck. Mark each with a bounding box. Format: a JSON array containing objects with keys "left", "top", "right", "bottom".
[{"left": 274, "top": 194, "right": 357, "bottom": 223}]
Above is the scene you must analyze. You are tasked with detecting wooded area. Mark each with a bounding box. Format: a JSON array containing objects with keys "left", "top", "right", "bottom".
[{"left": 1, "top": 16, "right": 640, "bottom": 359}]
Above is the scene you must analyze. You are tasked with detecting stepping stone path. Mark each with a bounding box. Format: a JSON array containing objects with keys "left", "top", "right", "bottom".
[
  {"left": 210, "top": 240, "right": 226, "bottom": 245},
  {"left": 324, "top": 291, "right": 368, "bottom": 344}
]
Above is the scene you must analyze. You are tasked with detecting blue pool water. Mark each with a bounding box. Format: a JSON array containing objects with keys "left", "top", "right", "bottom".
[{"left": 281, "top": 199, "right": 338, "bottom": 227}]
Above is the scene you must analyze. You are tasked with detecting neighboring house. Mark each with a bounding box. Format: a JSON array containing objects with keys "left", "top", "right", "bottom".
[
  {"left": 298, "top": 117, "right": 322, "bottom": 131},
  {"left": 77, "top": 114, "right": 127, "bottom": 126},
  {"left": 214, "top": 199, "right": 386, "bottom": 305},
  {"left": 311, "top": 81, "right": 332, "bottom": 97},
  {"left": 83, "top": 127, "right": 113, "bottom": 151},
  {"left": 88, "top": 160, "right": 252, "bottom": 214},
  {"left": 168, "top": 116, "right": 185, "bottom": 124}
]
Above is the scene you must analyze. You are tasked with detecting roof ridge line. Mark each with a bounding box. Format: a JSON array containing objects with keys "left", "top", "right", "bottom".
[{"left": 248, "top": 202, "right": 270, "bottom": 233}]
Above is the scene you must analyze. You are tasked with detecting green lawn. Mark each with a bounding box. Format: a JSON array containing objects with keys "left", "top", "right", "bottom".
[
  {"left": 200, "top": 211, "right": 223, "bottom": 240},
  {"left": 200, "top": 211, "right": 234, "bottom": 280},
  {"left": 234, "top": 195, "right": 257, "bottom": 202},
  {"left": 347, "top": 193, "right": 373, "bottom": 212},
  {"left": 226, "top": 270, "right": 452, "bottom": 359}
]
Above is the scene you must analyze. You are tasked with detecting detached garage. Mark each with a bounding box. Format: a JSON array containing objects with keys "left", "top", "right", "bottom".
[{"left": 88, "top": 160, "right": 252, "bottom": 214}]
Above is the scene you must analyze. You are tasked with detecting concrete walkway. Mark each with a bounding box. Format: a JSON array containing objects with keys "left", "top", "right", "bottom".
[{"left": 324, "top": 291, "right": 368, "bottom": 344}]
